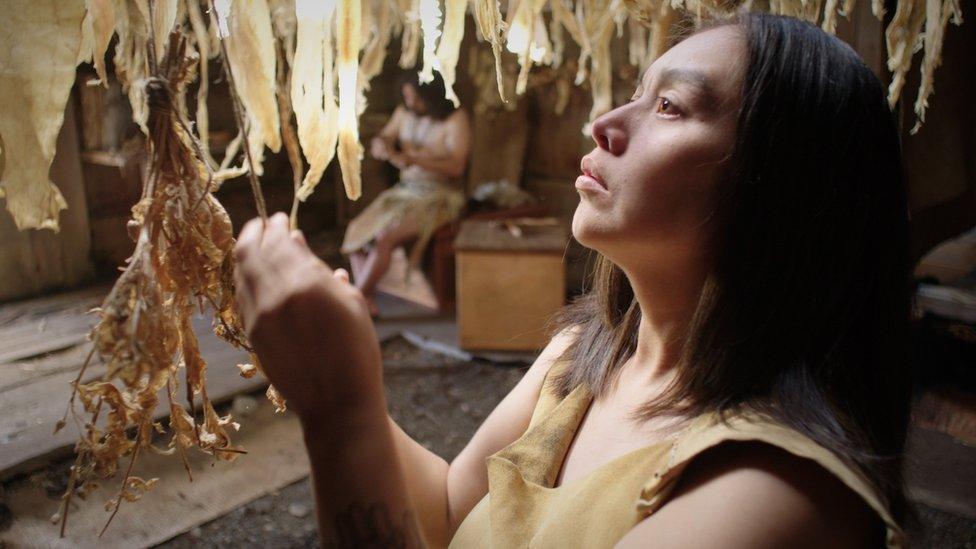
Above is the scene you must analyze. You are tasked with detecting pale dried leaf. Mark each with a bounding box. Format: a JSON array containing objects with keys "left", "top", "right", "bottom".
[
  {"left": 226, "top": 0, "right": 282, "bottom": 172},
  {"left": 292, "top": 0, "right": 340, "bottom": 200},
  {"left": 418, "top": 0, "right": 443, "bottom": 83},
  {"left": 0, "top": 1, "right": 85, "bottom": 231},
  {"left": 267, "top": 384, "right": 287, "bottom": 413},
  {"left": 434, "top": 0, "right": 467, "bottom": 106},
  {"left": 337, "top": 0, "right": 364, "bottom": 200}
]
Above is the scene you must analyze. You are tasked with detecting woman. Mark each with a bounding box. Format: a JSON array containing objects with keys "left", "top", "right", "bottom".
[
  {"left": 342, "top": 71, "right": 471, "bottom": 316},
  {"left": 234, "top": 12, "right": 911, "bottom": 548}
]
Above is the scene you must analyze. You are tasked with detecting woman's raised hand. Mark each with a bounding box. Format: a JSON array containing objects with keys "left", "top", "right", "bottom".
[{"left": 233, "top": 213, "right": 385, "bottom": 425}]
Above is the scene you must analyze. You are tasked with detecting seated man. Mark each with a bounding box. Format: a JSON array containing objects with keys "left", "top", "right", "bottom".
[{"left": 341, "top": 71, "right": 471, "bottom": 316}]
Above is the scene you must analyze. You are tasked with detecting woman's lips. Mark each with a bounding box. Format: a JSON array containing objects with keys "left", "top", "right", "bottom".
[
  {"left": 577, "top": 157, "right": 609, "bottom": 195},
  {"left": 575, "top": 174, "right": 608, "bottom": 194}
]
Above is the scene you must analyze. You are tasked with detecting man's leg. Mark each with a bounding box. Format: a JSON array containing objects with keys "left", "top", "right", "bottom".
[{"left": 355, "top": 220, "right": 420, "bottom": 313}]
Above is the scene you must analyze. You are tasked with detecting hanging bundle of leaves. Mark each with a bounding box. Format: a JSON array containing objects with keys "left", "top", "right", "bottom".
[{"left": 54, "top": 29, "right": 279, "bottom": 536}]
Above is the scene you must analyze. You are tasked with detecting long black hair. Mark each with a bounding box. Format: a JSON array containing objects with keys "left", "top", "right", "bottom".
[{"left": 555, "top": 12, "right": 912, "bottom": 522}]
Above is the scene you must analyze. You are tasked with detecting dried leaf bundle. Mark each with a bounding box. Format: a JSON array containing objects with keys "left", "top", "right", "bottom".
[{"left": 55, "top": 30, "right": 262, "bottom": 536}]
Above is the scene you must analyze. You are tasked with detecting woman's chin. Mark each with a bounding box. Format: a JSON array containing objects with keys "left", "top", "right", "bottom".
[{"left": 571, "top": 207, "right": 610, "bottom": 251}]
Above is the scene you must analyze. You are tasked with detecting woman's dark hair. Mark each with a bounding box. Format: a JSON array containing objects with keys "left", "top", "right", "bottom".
[
  {"left": 398, "top": 71, "right": 457, "bottom": 120},
  {"left": 555, "top": 12, "right": 912, "bottom": 523}
]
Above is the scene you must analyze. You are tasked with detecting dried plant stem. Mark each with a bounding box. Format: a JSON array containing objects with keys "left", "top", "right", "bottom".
[
  {"left": 58, "top": 464, "right": 79, "bottom": 538},
  {"left": 275, "top": 38, "right": 304, "bottom": 230},
  {"left": 57, "top": 345, "right": 97, "bottom": 432},
  {"left": 59, "top": 397, "right": 103, "bottom": 537},
  {"left": 167, "top": 377, "right": 194, "bottom": 482},
  {"left": 99, "top": 443, "right": 141, "bottom": 537},
  {"left": 208, "top": 0, "right": 269, "bottom": 220}
]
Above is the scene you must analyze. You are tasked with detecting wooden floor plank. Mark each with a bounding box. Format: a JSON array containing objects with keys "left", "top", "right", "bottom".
[
  {"left": 0, "top": 288, "right": 102, "bottom": 363},
  {"left": 0, "top": 344, "right": 92, "bottom": 393},
  {"left": 2, "top": 396, "right": 309, "bottom": 548},
  {"left": 0, "top": 309, "right": 256, "bottom": 480},
  {"left": 0, "top": 285, "right": 106, "bottom": 327}
]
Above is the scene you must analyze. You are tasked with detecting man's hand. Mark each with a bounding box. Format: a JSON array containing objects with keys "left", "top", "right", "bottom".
[
  {"left": 389, "top": 151, "right": 413, "bottom": 170},
  {"left": 233, "top": 213, "right": 385, "bottom": 424},
  {"left": 370, "top": 136, "right": 391, "bottom": 161}
]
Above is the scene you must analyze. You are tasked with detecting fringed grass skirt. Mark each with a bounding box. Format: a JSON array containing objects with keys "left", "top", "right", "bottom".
[{"left": 341, "top": 179, "right": 465, "bottom": 268}]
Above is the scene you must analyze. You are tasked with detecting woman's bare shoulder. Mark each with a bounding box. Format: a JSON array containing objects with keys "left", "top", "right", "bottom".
[{"left": 616, "top": 441, "right": 884, "bottom": 548}]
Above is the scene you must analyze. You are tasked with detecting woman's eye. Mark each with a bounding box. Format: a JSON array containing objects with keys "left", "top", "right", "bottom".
[{"left": 655, "top": 96, "right": 676, "bottom": 114}]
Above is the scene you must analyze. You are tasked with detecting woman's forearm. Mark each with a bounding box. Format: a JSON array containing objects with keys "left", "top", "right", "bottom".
[
  {"left": 303, "top": 403, "right": 425, "bottom": 548},
  {"left": 389, "top": 417, "right": 453, "bottom": 548}
]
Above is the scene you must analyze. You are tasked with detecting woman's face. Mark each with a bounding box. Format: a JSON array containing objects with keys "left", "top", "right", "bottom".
[{"left": 572, "top": 26, "right": 745, "bottom": 271}]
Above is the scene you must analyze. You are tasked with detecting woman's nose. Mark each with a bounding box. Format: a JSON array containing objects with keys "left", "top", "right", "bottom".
[{"left": 590, "top": 109, "right": 628, "bottom": 156}]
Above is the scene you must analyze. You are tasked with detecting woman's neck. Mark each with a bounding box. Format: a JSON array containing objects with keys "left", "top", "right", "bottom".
[{"left": 623, "top": 262, "right": 707, "bottom": 383}]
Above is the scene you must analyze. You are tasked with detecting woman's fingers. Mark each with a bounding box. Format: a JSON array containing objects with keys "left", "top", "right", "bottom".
[
  {"left": 260, "top": 212, "right": 291, "bottom": 251},
  {"left": 291, "top": 229, "right": 308, "bottom": 248},
  {"left": 333, "top": 268, "right": 350, "bottom": 284},
  {"left": 235, "top": 216, "right": 265, "bottom": 261}
]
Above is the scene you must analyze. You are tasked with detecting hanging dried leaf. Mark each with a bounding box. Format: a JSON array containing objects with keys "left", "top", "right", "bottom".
[
  {"left": 399, "top": 0, "right": 422, "bottom": 68},
  {"left": 435, "top": 0, "right": 467, "bottom": 105},
  {"left": 292, "top": 0, "right": 340, "bottom": 200},
  {"left": 337, "top": 0, "right": 364, "bottom": 200},
  {"left": 418, "top": 0, "right": 443, "bottom": 83},
  {"left": 0, "top": 0, "right": 85, "bottom": 231},
  {"left": 360, "top": 0, "right": 395, "bottom": 88},
  {"left": 112, "top": 0, "right": 151, "bottom": 132},
  {"left": 885, "top": 0, "right": 927, "bottom": 109},
  {"left": 224, "top": 0, "right": 282, "bottom": 174},
  {"left": 187, "top": 0, "right": 216, "bottom": 165},
  {"left": 472, "top": 0, "right": 509, "bottom": 101},
  {"left": 79, "top": 0, "right": 116, "bottom": 85},
  {"left": 909, "top": 0, "right": 957, "bottom": 133}
]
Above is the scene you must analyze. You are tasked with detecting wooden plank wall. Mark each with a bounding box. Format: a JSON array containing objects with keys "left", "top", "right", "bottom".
[{"left": 0, "top": 98, "right": 94, "bottom": 302}]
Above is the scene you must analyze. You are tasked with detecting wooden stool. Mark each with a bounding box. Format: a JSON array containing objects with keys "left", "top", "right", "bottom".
[{"left": 454, "top": 219, "right": 567, "bottom": 351}]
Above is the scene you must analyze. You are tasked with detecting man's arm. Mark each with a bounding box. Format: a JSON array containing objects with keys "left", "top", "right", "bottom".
[
  {"left": 386, "top": 328, "right": 577, "bottom": 548},
  {"left": 371, "top": 107, "right": 405, "bottom": 160}
]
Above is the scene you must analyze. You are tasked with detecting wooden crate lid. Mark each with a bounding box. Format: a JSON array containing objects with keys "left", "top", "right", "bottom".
[{"left": 454, "top": 218, "right": 567, "bottom": 252}]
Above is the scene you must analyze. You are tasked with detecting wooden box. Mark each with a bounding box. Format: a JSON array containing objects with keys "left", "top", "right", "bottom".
[{"left": 455, "top": 219, "right": 567, "bottom": 351}]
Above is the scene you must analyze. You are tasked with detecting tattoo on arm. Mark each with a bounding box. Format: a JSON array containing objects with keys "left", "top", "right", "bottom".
[{"left": 328, "top": 503, "right": 426, "bottom": 549}]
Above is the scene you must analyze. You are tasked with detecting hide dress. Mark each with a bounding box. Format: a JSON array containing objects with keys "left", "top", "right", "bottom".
[
  {"left": 449, "top": 363, "right": 906, "bottom": 548},
  {"left": 341, "top": 109, "right": 466, "bottom": 267}
]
